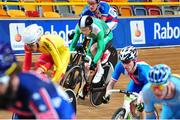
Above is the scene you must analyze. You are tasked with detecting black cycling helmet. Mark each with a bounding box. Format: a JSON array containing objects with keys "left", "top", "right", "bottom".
[{"left": 78, "top": 15, "right": 93, "bottom": 28}]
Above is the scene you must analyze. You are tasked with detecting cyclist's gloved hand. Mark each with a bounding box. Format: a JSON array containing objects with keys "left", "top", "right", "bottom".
[
  {"left": 102, "top": 95, "right": 110, "bottom": 104},
  {"left": 136, "top": 103, "right": 144, "bottom": 112},
  {"left": 89, "top": 61, "right": 97, "bottom": 70}
]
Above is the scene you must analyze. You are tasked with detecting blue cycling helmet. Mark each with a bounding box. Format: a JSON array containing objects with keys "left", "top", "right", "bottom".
[
  {"left": 0, "top": 43, "right": 17, "bottom": 84},
  {"left": 148, "top": 64, "right": 171, "bottom": 85}
]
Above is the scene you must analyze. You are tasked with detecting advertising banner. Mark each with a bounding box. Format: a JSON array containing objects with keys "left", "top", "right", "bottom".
[
  {"left": 113, "top": 16, "right": 180, "bottom": 49},
  {"left": 0, "top": 17, "right": 180, "bottom": 54}
]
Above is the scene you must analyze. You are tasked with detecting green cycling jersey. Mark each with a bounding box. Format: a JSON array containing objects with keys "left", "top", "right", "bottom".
[{"left": 70, "top": 18, "right": 113, "bottom": 64}]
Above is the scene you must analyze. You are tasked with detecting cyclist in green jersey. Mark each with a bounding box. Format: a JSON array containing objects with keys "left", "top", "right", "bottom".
[{"left": 69, "top": 15, "right": 113, "bottom": 99}]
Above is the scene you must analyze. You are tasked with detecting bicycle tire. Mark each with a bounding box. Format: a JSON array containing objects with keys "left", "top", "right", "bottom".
[
  {"left": 61, "top": 65, "right": 83, "bottom": 98},
  {"left": 89, "top": 63, "right": 112, "bottom": 107},
  {"left": 112, "top": 107, "right": 126, "bottom": 120},
  {"left": 65, "top": 89, "right": 77, "bottom": 114},
  {"left": 108, "top": 46, "right": 118, "bottom": 68},
  {"left": 89, "top": 74, "right": 106, "bottom": 107}
]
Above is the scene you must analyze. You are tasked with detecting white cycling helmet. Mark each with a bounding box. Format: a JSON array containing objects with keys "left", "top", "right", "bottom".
[
  {"left": 119, "top": 46, "right": 137, "bottom": 61},
  {"left": 22, "top": 24, "right": 43, "bottom": 44}
]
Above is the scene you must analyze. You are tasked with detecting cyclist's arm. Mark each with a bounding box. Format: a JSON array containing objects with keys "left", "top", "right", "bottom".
[
  {"left": 93, "top": 31, "right": 105, "bottom": 63},
  {"left": 142, "top": 85, "right": 156, "bottom": 119},
  {"left": 23, "top": 45, "right": 32, "bottom": 72},
  {"left": 100, "top": 2, "right": 109, "bottom": 21},
  {"left": 104, "top": 30, "right": 113, "bottom": 44},
  {"left": 105, "top": 79, "right": 117, "bottom": 97},
  {"left": 29, "top": 88, "right": 59, "bottom": 119},
  {"left": 106, "top": 62, "right": 124, "bottom": 96},
  {"left": 69, "top": 25, "right": 81, "bottom": 51},
  {"left": 41, "top": 39, "right": 63, "bottom": 83},
  {"left": 80, "top": 5, "right": 92, "bottom": 17},
  {"left": 86, "top": 39, "right": 94, "bottom": 58}
]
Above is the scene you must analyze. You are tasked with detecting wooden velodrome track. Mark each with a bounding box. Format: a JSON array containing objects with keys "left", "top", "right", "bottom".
[{"left": 0, "top": 47, "right": 180, "bottom": 119}]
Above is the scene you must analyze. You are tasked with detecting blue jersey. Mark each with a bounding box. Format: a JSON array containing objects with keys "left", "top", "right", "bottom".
[
  {"left": 81, "top": 1, "right": 118, "bottom": 23},
  {"left": 8, "top": 72, "right": 75, "bottom": 119},
  {"left": 112, "top": 61, "right": 151, "bottom": 93},
  {"left": 142, "top": 75, "right": 180, "bottom": 119}
]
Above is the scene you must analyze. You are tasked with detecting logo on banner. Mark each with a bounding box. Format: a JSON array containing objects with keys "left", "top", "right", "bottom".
[
  {"left": 9, "top": 23, "right": 25, "bottom": 50},
  {"left": 130, "top": 21, "right": 145, "bottom": 44}
]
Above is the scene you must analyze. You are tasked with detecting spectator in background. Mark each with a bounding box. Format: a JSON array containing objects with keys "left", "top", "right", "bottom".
[
  {"left": 0, "top": 43, "right": 75, "bottom": 119},
  {"left": 81, "top": 0, "right": 118, "bottom": 30}
]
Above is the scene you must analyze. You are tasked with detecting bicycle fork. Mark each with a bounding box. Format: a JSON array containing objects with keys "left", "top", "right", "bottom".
[{"left": 77, "top": 67, "right": 90, "bottom": 98}]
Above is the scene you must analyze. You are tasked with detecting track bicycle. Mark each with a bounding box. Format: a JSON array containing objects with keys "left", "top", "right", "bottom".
[
  {"left": 108, "top": 89, "right": 159, "bottom": 119},
  {"left": 61, "top": 45, "right": 116, "bottom": 107}
]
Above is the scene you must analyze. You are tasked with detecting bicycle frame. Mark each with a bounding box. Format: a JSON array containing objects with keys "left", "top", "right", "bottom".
[{"left": 69, "top": 51, "right": 92, "bottom": 98}]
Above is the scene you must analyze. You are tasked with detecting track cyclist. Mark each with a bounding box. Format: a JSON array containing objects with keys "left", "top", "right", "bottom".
[
  {"left": 81, "top": 0, "right": 118, "bottom": 30},
  {"left": 142, "top": 64, "right": 180, "bottom": 119},
  {"left": 22, "top": 24, "right": 70, "bottom": 84},
  {"left": 70, "top": 15, "right": 113, "bottom": 99},
  {"left": 0, "top": 43, "right": 75, "bottom": 119},
  {"left": 102, "top": 46, "right": 150, "bottom": 110}
]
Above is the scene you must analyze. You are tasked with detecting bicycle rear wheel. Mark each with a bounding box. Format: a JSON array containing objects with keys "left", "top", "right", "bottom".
[
  {"left": 89, "top": 65, "right": 111, "bottom": 107},
  {"left": 112, "top": 108, "right": 126, "bottom": 120},
  {"left": 89, "top": 77, "right": 106, "bottom": 107},
  {"left": 61, "top": 65, "right": 83, "bottom": 98}
]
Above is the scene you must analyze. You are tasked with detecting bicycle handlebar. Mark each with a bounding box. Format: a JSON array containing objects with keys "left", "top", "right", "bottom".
[
  {"left": 107, "top": 89, "right": 139, "bottom": 97},
  {"left": 70, "top": 51, "right": 92, "bottom": 65}
]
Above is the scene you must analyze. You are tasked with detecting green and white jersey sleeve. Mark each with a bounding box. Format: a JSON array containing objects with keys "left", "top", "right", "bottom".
[{"left": 69, "top": 24, "right": 81, "bottom": 51}]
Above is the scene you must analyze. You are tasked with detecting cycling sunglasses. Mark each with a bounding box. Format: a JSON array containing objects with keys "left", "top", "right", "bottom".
[
  {"left": 27, "top": 42, "right": 36, "bottom": 48},
  {"left": 151, "top": 83, "right": 168, "bottom": 91},
  {"left": 121, "top": 60, "right": 131, "bottom": 64}
]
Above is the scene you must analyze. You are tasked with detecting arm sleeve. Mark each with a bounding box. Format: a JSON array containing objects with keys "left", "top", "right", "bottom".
[
  {"left": 69, "top": 25, "right": 81, "bottom": 51},
  {"left": 142, "top": 86, "right": 156, "bottom": 119},
  {"left": 93, "top": 32, "right": 105, "bottom": 63},
  {"left": 86, "top": 39, "right": 93, "bottom": 58},
  {"left": 80, "top": 5, "right": 90, "bottom": 16},
  {"left": 112, "top": 62, "right": 124, "bottom": 81},
  {"left": 104, "top": 31, "right": 113, "bottom": 45},
  {"left": 42, "top": 39, "right": 63, "bottom": 83},
  {"left": 100, "top": 3, "right": 109, "bottom": 17},
  {"left": 23, "top": 45, "right": 32, "bottom": 72}
]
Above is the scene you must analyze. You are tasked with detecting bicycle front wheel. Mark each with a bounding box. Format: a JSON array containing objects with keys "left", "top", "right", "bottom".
[
  {"left": 112, "top": 108, "right": 126, "bottom": 120},
  {"left": 61, "top": 65, "right": 83, "bottom": 98},
  {"left": 65, "top": 89, "right": 77, "bottom": 114}
]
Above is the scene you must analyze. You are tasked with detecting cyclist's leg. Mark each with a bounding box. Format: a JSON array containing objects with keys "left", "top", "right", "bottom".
[
  {"left": 58, "top": 47, "right": 70, "bottom": 80},
  {"left": 89, "top": 42, "right": 105, "bottom": 83}
]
